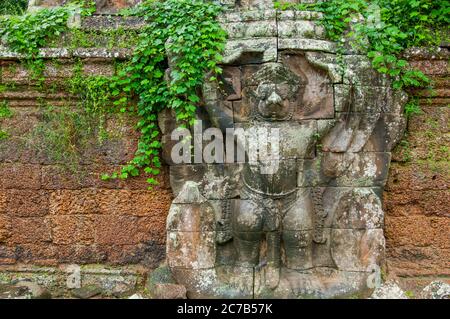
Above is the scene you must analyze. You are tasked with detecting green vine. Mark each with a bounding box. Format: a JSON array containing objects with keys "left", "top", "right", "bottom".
[
  {"left": 0, "top": 0, "right": 28, "bottom": 15},
  {"left": 0, "top": 0, "right": 226, "bottom": 186},
  {"left": 275, "top": 0, "right": 449, "bottom": 91},
  {"left": 103, "top": 0, "right": 226, "bottom": 184},
  {"left": 0, "top": 2, "right": 97, "bottom": 84},
  {"left": 0, "top": 101, "right": 13, "bottom": 140}
]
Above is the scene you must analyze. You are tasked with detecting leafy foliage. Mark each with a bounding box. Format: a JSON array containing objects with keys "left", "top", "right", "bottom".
[
  {"left": 0, "top": 0, "right": 28, "bottom": 15},
  {"left": 0, "top": 7, "right": 70, "bottom": 56},
  {"left": 404, "top": 98, "right": 422, "bottom": 118},
  {"left": 0, "top": 2, "right": 96, "bottom": 83},
  {"left": 104, "top": 0, "right": 226, "bottom": 184},
  {"left": 0, "top": 6, "right": 72, "bottom": 84},
  {"left": 275, "top": 0, "right": 449, "bottom": 90},
  {"left": 1, "top": 0, "right": 226, "bottom": 185},
  {"left": 0, "top": 100, "right": 13, "bottom": 140}
]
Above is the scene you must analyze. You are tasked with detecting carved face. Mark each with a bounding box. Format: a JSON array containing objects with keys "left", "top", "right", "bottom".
[
  {"left": 255, "top": 81, "right": 299, "bottom": 120},
  {"left": 247, "top": 63, "right": 302, "bottom": 121}
]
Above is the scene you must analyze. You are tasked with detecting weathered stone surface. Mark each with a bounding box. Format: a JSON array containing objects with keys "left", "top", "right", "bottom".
[
  {"left": 386, "top": 246, "right": 450, "bottom": 277},
  {"left": 0, "top": 264, "right": 146, "bottom": 298},
  {"left": 71, "top": 285, "right": 102, "bottom": 299},
  {"left": 370, "top": 280, "right": 408, "bottom": 299},
  {"left": 254, "top": 268, "right": 372, "bottom": 299},
  {"left": 236, "top": 57, "right": 334, "bottom": 121},
  {"left": 278, "top": 38, "right": 337, "bottom": 53},
  {"left": 420, "top": 281, "right": 450, "bottom": 299},
  {"left": 153, "top": 284, "right": 187, "bottom": 299},
  {"left": 14, "top": 243, "right": 57, "bottom": 266},
  {"left": 3, "top": 0, "right": 442, "bottom": 299},
  {"left": 383, "top": 190, "right": 449, "bottom": 218},
  {"left": 343, "top": 55, "right": 390, "bottom": 86},
  {"left": 169, "top": 164, "right": 242, "bottom": 200},
  {"left": 238, "top": 121, "right": 317, "bottom": 159},
  {"left": 383, "top": 47, "right": 449, "bottom": 280},
  {"left": 0, "top": 284, "right": 32, "bottom": 299},
  {"left": 163, "top": 3, "right": 409, "bottom": 298},
  {"left": 409, "top": 60, "right": 449, "bottom": 76},
  {"left": 0, "top": 246, "right": 16, "bottom": 265},
  {"left": 305, "top": 52, "right": 343, "bottom": 83},
  {"left": 15, "top": 280, "right": 52, "bottom": 299},
  {"left": 331, "top": 229, "right": 385, "bottom": 272},
  {"left": 167, "top": 231, "right": 216, "bottom": 270},
  {"left": 331, "top": 152, "right": 392, "bottom": 187},
  {"left": 94, "top": 215, "right": 142, "bottom": 245},
  {"left": 0, "top": 214, "right": 11, "bottom": 243},
  {"left": 222, "top": 20, "right": 277, "bottom": 39},
  {"left": 332, "top": 188, "right": 384, "bottom": 229},
  {"left": 385, "top": 216, "right": 449, "bottom": 248},
  {"left": 81, "top": 15, "right": 145, "bottom": 31},
  {"left": 4, "top": 190, "right": 49, "bottom": 217},
  {"left": 0, "top": 164, "right": 41, "bottom": 190},
  {"left": 386, "top": 163, "right": 448, "bottom": 192},
  {"left": 167, "top": 183, "right": 216, "bottom": 270},
  {"left": 52, "top": 215, "right": 95, "bottom": 245},
  {"left": 57, "top": 245, "right": 107, "bottom": 265},
  {"left": 223, "top": 38, "right": 277, "bottom": 64},
  {"left": 81, "top": 269, "right": 139, "bottom": 295},
  {"left": 278, "top": 20, "right": 324, "bottom": 40},
  {"left": 10, "top": 217, "right": 52, "bottom": 244}
]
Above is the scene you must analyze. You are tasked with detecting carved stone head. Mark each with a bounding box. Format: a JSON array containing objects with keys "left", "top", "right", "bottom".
[{"left": 246, "top": 63, "right": 303, "bottom": 121}]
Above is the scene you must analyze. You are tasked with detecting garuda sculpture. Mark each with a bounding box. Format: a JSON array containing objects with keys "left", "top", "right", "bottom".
[{"left": 161, "top": 1, "right": 407, "bottom": 299}]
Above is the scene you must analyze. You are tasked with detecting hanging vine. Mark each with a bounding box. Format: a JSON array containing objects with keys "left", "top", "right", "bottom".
[
  {"left": 104, "top": 0, "right": 226, "bottom": 184},
  {"left": 275, "top": 0, "right": 449, "bottom": 115}
]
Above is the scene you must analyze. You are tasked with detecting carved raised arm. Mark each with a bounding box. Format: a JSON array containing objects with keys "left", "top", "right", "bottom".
[{"left": 202, "top": 75, "right": 234, "bottom": 133}]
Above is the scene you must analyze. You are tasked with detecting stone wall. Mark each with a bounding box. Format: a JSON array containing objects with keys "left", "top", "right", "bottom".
[
  {"left": 0, "top": 46, "right": 173, "bottom": 269},
  {"left": 0, "top": 2, "right": 448, "bottom": 296},
  {"left": 384, "top": 47, "right": 450, "bottom": 279}
]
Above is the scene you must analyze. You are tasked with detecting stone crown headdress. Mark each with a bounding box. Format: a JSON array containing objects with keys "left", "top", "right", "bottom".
[{"left": 245, "top": 63, "right": 303, "bottom": 87}]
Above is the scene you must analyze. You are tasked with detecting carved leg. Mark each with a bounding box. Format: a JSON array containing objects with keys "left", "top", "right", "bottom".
[
  {"left": 232, "top": 199, "right": 264, "bottom": 267},
  {"left": 283, "top": 230, "right": 313, "bottom": 270},
  {"left": 282, "top": 191, "right": 314, "bottom": 270},
  {"left": 265, "top": 231, "right": 281, "bottom": 289}
]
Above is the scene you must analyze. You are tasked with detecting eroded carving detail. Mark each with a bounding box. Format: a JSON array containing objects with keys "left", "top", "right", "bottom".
[{"left": 162, "top": 4, "right": 406, "bottom": 299}]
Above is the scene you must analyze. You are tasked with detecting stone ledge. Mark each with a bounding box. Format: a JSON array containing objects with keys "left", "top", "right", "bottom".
[
  {"left": 403, "top": 46, "right": 450, "bottom": 61},
  {"left": 218, "top": 9, "right": 276, "bottom": 23},
  {"left": 278, "top": 38, "right": 337, "bottom": 53},
  {"left": 277, "top": 10, "right": 323, "bottom": 21},
  {"left": 0, "top": 46, "right": 132, "bottom": 60},
  {"left": 0, "top": 264, "right": 146, "bottom": 298},
  {"left": 80, "top": 16, "right": 145, "bottom": 31}
]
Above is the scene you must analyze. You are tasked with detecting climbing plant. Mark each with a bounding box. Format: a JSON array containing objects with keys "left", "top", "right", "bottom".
[
  {"left": 103, "top": 0, "right": 227, "bottom": 184},
  {"left": 26, "top": 67, "right": 121, "bottom": 174},
  {"left": 0, "top": 4, "right": 77, "bottom": 84},
  {"left": 274, "top": 0, "right": 449, "bottom": 91},
  {"left": 0, "top": 0, "right": 28, "bottom": 15},
  {"left": 0, "top": 101, "right": 13, "bottom": 140},
  {"left": 0, "top": 0, "right": 226, "bottom": 186}
]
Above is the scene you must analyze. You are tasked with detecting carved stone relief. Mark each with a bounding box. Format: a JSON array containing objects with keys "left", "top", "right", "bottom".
[{"left": 162, "top": 3, "right": 406, "bottom": 299}]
